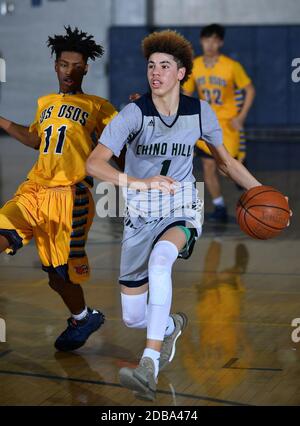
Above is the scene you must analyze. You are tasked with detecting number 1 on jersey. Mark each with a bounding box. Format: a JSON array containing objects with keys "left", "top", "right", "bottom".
[
  {"left": 56, "top": 126, "right": 67, "bottom": 154},
  {"left": 43, "top": 125, "right": 52, "bottom": 154},
  {"left": 160, "top": 159, "right": 171, "bottom": 176}
]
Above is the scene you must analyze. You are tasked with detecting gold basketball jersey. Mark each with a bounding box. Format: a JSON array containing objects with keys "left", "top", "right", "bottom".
[
  {"left": 183, "top": 54, "right": 251, "bottom": 120},
  {"left": 28, "top": 93, "right": 117, "bottom": 187}
]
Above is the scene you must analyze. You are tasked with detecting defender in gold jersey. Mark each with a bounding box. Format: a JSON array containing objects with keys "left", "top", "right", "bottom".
[
  {"left": 0, "top": 27, "right": 117, "bottom": 351},
  {"left": 183, "top": 24, "right": 255, "bottom": 222}
]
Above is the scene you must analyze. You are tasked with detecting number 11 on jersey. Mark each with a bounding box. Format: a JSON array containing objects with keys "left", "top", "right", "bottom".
[{"left": 43, "top": 125, "right": 67, "bottom": 155}]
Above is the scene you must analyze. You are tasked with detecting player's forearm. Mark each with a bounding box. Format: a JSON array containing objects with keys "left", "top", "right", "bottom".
[
  {"left": 238, "top": 84, "right": 255, "bottom": 120},
  {"left": 87, "top": 157, "right": 128, "bottom": 186},
  {"left": 219, "top": 156, "right": 261, "bottom": 190},
  {"left": 0, "top": 116, "right": 39, "bottom": 148},
  {"left": 87, "top": 157, "right": 152, "bottom": 190}
]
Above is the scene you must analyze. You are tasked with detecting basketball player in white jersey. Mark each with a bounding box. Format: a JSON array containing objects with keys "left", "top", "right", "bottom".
[{"left": 87, "top": 30, "right": 261, "bottom": 400}]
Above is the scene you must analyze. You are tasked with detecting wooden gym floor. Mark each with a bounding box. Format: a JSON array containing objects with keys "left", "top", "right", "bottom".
[{"left": 0, "top": 136, "right": 300, "bottom": 406}]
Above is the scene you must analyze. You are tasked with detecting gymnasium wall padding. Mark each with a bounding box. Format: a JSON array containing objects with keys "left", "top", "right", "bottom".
[{"left": 109, "top": 25, "right": 300, "bottom": 127}]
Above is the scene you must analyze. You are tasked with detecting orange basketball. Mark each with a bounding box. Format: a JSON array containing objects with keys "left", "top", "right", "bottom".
[{"left": 236, "top": 186, "right": 290, "bottom": 239}]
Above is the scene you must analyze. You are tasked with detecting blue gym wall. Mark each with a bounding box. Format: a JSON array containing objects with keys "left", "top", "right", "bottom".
[{"left": 109, "top": 25, "right": 300, "bottom": 128}]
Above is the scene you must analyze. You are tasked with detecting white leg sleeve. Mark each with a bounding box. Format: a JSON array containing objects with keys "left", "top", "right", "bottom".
[
  {"left": 147, "top": 240, "right": 178, "bottom": 341},
  {"left": 121, "top": 291, "right": 148, "bottom": 329}
]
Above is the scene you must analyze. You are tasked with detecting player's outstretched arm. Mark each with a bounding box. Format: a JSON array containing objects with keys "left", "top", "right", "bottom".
[
  {"left": 86, "top": 144, "right": 176, "bottom": 193},
  {"left": 86, "top": 143, "right": 128, "bottom": 187},
  {"left": 208, "top": 143, "right": 261, "bottom": 190},
  {"left": 0, "top": 116, "right": 40, "bottom": 149}
]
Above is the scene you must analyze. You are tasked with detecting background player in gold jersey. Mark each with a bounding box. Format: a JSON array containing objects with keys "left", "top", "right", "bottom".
[
  {"left": 183, "top": 24, "right": 255, "bottom": 222},
  {"left": 0, "top": 27, "right": 117, "bottom": 351}
]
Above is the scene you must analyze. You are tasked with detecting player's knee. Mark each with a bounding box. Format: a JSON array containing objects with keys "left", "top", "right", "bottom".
[
  {"left": 149, "top": 243, "right": 169, "bottom": 269},
  {"left": 148, "top": 240, "right": 177, "bottom": 272},
  {"left": 0, "top": 227, "right": 23, "bottom": 254},
  {"left": 0, "top": 234, "right": 10, "bottom": 252},
  {"left": 122, "top": 311, "right": 145, "bottom": 328},
  {"left": 121, "top": 291, "right": 148, "bottom": 329},
  {"left": 48, "top": 271, "right": 66, "bottom": 293}
]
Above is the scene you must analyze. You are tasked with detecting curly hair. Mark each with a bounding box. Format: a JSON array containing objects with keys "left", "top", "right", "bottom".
[
  {"left": 47, "top": 26, "right": 104, "bottom": 62},
  {"left": 142, "top": 30, "right": 194, "bottom": 84}
]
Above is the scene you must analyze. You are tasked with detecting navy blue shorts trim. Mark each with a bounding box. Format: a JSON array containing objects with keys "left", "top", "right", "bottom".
[
  {"left": 42, "top": 264, "right": 69, "bottom": 281},
  {"left": 0, "top": 229, "right": 23, "bottom": 255},
  {"left": 119, "top": 276, "right": 149, "bottom": 288}
]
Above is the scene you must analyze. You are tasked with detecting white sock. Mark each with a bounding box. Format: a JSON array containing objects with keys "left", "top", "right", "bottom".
[
  {"left": 72, "top": 306, "right": 88, "bottom": 321},
  {"left": 164, "top": 316, "right": 175, "bottom": 337},
  {"left": 142, "top": 348, "right": 160, "bottom": 378},
  {"left": 213, "top": 196, "right": 225, "bottom": 207}
]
